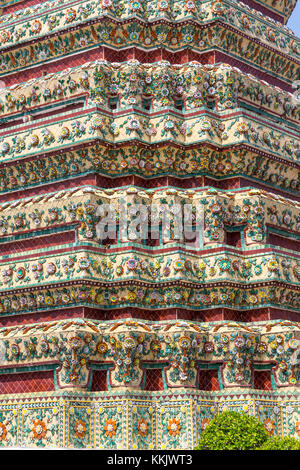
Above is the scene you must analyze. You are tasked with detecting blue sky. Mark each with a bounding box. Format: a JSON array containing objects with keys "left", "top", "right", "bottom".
[{"left": 287, "top": 2, "right": 300, "bottom": 37}]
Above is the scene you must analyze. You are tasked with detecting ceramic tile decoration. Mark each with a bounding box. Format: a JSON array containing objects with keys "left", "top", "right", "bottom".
[{"left": 0, "top": 0, "right": 298, "bottom": 449}]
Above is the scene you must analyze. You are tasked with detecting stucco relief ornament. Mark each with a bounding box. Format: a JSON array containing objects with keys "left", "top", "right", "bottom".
[
  {"left": 292, "top": 80, "right": 300, "bottom": 105},
  {"left": 0, "top": 0, "right": 298, "bottom": 450}
]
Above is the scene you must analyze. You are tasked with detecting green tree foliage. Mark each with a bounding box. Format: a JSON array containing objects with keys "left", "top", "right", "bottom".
[
  {"left": 195, "top": 411, "right": 269, "bottom": 450},
  {"left": 258, "top": 436, "right": 300, "bottom": 450}
]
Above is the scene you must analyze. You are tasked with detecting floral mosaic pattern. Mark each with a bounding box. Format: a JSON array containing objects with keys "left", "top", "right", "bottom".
[
  {"left": 158, "top": 401, "right": 191, "bottom": 449},
  {"left": 1, "top": 249, "right": 300, "bottom": 290},
  {"left": 0, "top": 408, "right": 18, "bottom": 447},
  {"left": 0, "top": 1, "right": 298, "bottom": 80},
  {"left": 0, "top": 109, "right": 298, "bottom": 165},
  {"left": 0, "top": 393, "right": 296, "bottom": 448},
  {"left": 98, "top": 401, "right": 126, "bottom": 449},
  {"left": 21, "top": 404, "right": 61, "bottom": 447},
  {"left": 0, "top": 0, "right": 296, "bottom": 31},
  {"left": 129, "top": 401, "right": 155, "bottom": 450},
  {"left": 0, "top": 185, "right": 298, "bottom": 245},
  {"left": 0, "top": 319, "right": 298, "bottom": 390},
  {"left": 0, "top": 0, "right": 298, "bottom": 452},
  {"left": 0, "top": 282, "right": 299, "bottom": 316},
  {"left": 1, "top": 62, "right": 299, "bottom": 119},
  {"left": 67, "top": 404, "right": 93, "bottom": 448},
  {"left": 0, "top": 145, "right": 298, "bottom": 195}
]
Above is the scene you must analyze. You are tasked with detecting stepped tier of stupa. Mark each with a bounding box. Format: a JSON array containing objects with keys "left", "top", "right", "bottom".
[{"left": 0, "top": 0, "right": 298, "bottom": 449}]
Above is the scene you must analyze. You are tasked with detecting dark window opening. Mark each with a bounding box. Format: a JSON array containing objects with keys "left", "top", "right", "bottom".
[
  {"left": 144, "top": 228, "right": 160, "bottom": 246},
  {"left": 253, "top": 369, "right": 273, "bottom": 390},
  {"left": 142, "top": 97, "right": 152, "bottom": 111},
  {"left": 0, "top": 230, "right": 75, "bottom": 255},
  {"left": 99, "top": 224, "right": 118, "bottom": 246},
  {"left": 184, "top": 227, "right": 197, "bottom": 244},
  {"left": 143, "top": 225, "right": 162, "bottom": 247},
  {"left": 100, "top": 237, "right": 117, "bottom": 247},
  {"left": 90, "top": 369, "right": 108, "bottom": 391},
  {"left": 144, "top": 368, "right": 164, "bottom": 391},
  {"left": 226, "top": 229, "right": 242, "bottom": 248},
  {"left": 0, "top": 370, "right": 55, "bottom": 394},
  {"left": 174, "top": 98, "right": 184, "bottom": 111},
  {"left": 0, "top": 116, "right": 23, "bottom": 129},
  {"left": 33, "top": 101, "right": 85, "bottom": 120},
  {"left": 198, "top": 368, "right": 220, "bottom": 391},
  {"left": 145, "top": 236, "right": 160, "bottom": 247},
  {"left": 108, "top": 96, "right": 119, "bottom": 110},
  {"left": 267, "top": 232, "right": 300, "bottom": 251},
  {"left": 0, "top": 100, "right": 85, "bottom": 130}
]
